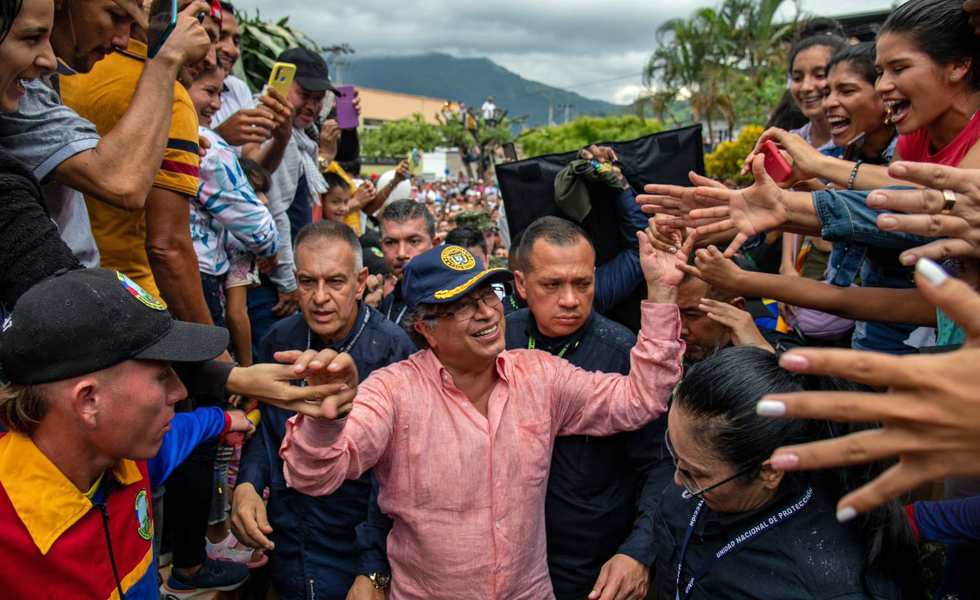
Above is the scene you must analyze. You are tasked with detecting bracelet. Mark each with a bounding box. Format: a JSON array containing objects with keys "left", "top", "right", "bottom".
[{"left": 847, "top": 160, "right": 863, "bottom": 190}]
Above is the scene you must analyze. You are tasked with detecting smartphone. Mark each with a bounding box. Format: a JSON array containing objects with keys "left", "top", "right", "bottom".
[
  {"left": 147, "top": 0, "right": 178, "bottom": 59},
  {"left": 407, "top": 149, "right": 423, "bottom": 177},
  {"left": 502, "top": 142, "right": 518, "bottom": 162},
  {"left": 335, "top": 85, "right": 359, "bottom": 129},
  {"left": 266, "top": 62, "right": 297, "bottom": 98},
  {"left": 759, "top": 140, "right": 793, "bottom": 183}
]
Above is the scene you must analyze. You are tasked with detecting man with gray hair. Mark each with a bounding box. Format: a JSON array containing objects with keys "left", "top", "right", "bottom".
[{"left": 232, "top": 220, "right": 416, "bottom": 599}]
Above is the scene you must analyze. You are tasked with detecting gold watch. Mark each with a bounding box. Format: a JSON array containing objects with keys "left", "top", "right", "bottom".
[{"left": 367, "top": 572, "right": 391, "bottom": 591}]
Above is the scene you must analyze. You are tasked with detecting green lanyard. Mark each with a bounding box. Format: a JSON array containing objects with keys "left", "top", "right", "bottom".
[{"left": 527, "top": 335, "right": 579, "bottom": 358}]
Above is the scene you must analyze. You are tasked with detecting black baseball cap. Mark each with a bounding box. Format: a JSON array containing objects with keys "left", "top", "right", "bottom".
[
  {"left": 0, "top": 269, "right": 229, "bottom": 385},
  {"left": 401, "top": 245, "right": 512, "bottom": 310},
  {"left": 276, "top": 47, "right": 340, "bottom": 94}
]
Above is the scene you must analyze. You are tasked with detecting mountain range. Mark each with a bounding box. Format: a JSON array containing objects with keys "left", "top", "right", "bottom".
[{"left": 341, "top": 53, "right": 624, "bottom": 127}]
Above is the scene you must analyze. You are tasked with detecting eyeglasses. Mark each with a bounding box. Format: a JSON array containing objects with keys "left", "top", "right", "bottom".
[
  {"left": 436, "top": 288, "right": 502, "bottom": 322},
  {"left": 664, "top": 428, "right": 758, "bottom": 500}
]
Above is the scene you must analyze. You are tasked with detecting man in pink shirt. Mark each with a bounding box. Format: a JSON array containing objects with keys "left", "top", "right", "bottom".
[{"left": 279, "top": 225, "right": 685, "bottom": 599}]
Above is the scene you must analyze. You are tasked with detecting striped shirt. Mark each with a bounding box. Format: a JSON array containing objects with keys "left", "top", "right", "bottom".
[{"left": 60, "top": 39, "right": 201, "bottom": 300}]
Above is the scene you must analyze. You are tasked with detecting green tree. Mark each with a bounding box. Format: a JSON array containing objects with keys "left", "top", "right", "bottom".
[
  {"left": 517, "top": 115, "right": 665, "bottom": 157},
  {"left": 235, "top": 10, "right": 353, "bottom": 92},
  {"left": 643, "top": 0, "right": 799, "bottom": 133},
  {"left": 360, "top": 114, "right": 443, "bottom": 160}
]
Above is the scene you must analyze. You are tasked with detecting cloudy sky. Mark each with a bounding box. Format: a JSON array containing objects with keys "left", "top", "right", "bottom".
[{"left": 233, "top": 0, "right": 896, "bottom": 104}]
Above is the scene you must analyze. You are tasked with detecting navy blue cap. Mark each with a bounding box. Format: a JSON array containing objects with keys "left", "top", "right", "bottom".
[{"left": 401, "top": 245, "right": 512, "bottom": 309}]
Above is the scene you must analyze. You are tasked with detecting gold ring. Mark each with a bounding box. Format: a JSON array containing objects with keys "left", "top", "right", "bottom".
[{"left": 942, "top": 189, "right": 956, "bottom": 212}]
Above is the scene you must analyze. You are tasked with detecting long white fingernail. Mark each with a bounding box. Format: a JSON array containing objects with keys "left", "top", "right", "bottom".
[
  {"left": 836, "top": 507, "right": 858, "bottom": 523},
  {"left": 916, "top": 257, "right": 948, "bottom": 287},
  {"left": 756, "top": 400, "right": 786, "bottom": 417}
]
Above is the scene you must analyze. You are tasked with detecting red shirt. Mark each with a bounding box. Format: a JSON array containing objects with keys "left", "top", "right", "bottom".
[{"left": 896, "top": 110, "right": 980, "bottom": 167}]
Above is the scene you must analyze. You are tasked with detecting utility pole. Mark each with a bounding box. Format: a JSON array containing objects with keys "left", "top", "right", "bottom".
[{"left": 548, "top": 102, "right": 554, "bottom": 126}]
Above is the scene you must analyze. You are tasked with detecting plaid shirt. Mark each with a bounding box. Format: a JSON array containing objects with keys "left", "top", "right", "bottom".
[{"left": 190, "top": 128, "right": 279, "bottom": 276}]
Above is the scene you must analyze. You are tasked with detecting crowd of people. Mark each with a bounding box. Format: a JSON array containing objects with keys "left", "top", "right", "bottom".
[{"left": 1, "top": 0, "right": 980, "bottom": 599}]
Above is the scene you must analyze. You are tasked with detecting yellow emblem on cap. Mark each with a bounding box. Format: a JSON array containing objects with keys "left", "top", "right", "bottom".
[
  {"left": 441, "top": 246, "right": 476, "bottom": 271},
  {"left": 117, "top": 272, "right": 166, "bottom": 311}
]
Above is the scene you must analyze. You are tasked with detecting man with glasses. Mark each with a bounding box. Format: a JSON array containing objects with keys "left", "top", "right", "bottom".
[{"left": 278, "top": 234, "right": 686, "bottom": 599}]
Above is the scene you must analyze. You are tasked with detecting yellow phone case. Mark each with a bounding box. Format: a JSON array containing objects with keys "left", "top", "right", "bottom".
[{"left": 267, "top": 62, "right": 297, "bottom": 98}]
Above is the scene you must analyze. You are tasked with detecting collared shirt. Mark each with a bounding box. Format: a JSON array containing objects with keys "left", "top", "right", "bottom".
[
  {"left": 60, "top": 39, "right": 200, "bottom": 300},
  {"left": 190, "top": 127, "right": 279, "bottom": 276},
  {"left": 0, "top": 73, "right": 101, "bottom": 267},
  {"left": 505, "top": 308, "right": 672, "bottom": 599},
  {"left": 280, "top": 302, "right": 684, "bottom": 600},
  {"left": 0, "top": 407, "right": 226, "bottom": 600},
  {"left": 239, "top": 304, "right": 415, "bottom": 596}
]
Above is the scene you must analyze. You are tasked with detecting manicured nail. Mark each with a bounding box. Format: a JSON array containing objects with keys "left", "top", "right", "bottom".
[
  {"left": 769, "top": 453, "right": 799, "bottom": 470},
  {"left": 916, "top": 257, "right": 949, "bottom": 287},
  {"left": 779, "top": 353, "right": 810, "bottom": 370},
  {"left": 756, "top": 400, "right": 786, "bottom": 417},
  {"left": 877, "top": 215, "right": 898, "bottom": 230},
  {"left": 836, "top": 506, "right": 858, "bottom": 523},
  {"left": 867, "top": 192, "right": 887, "bottom": 208}
]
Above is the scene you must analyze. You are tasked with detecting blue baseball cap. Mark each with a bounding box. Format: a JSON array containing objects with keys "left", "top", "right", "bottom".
[{"left": 401, "top": 245, "right": 513, "bottom": 309}]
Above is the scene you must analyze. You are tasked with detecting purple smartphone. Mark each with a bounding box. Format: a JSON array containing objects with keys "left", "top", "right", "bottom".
[{"left": 335, "top": 85, "right": 358, "bottom": 129}]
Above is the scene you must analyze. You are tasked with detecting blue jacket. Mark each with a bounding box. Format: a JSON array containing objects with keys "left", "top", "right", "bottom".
[{"left": 238, "top": 304, "right": 415, "bottom": 599}]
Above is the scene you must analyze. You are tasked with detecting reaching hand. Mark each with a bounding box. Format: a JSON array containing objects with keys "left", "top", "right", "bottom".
[
  {"left": 588, "top": 554, "right": 649, "bottom": 600},
  {"left": 678, "top": 245, "right": 745, "bottom": 292},
  {"left": 392, "top": 160, "right": 411, "bottom": 183},
  {"left": 756, "top": 258, "right": 980, "bottom": 519},
  {"left": 866, "top": 161, "right": 980, "bottom": 265},
  {"left": 637, "top": 171, "right": 728, "bottom": 219},
  {"left": 225, "top": 349, "right": 359, "bottom": 418},
  {"left": 351, "top": 181, "right": 377, "bottom": 210},
  {"left": 214, "top": 108, "right": 275, "bottom": 146},
  {"left": 690, "top": 154, "right": 789, "bottom": 257},
  {"left": 272, "top": 349, "right": 360, "bottom": 419},
  {"left": 742, "top": 127, "right": 819, "bottom": 186},
  {"left": 639, "top": 219, "right": 697, "bottom": 303},
  {"left": 699, "top": 299, "right": 774, "bottom": 352}
]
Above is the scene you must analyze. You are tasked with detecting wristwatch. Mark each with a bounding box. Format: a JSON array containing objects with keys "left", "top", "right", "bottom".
[{"left": 367, "top": 572, "right": 391, "bottom": 591}]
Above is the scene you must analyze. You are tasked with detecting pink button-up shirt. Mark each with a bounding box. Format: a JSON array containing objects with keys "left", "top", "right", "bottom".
[{"left": 281, "top": 302, "right": 683, "bottom": 599}]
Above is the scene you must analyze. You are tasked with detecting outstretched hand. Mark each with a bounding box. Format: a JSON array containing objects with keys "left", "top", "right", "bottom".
[
  {"left": 273, "top": 349, "right": 360, "bottom": 419},
  {"left": 866, "top": 161, "right": 980, "bottom": 265},
  {"left": 678, "top": 245, "right": 745, "bottom": 292},
  {"left": 639, "top": 219, "right": 697, "bottom": 303},
  {"left": 690, "top": 154, "right": 789, "bottom": 257},
  {"left": 756, "top": 258, "right": 980, "bottom": 520}
]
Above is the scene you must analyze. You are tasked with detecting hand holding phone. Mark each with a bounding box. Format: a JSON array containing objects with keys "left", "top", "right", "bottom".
[
  {"left": 267, "top": 63, "right": 297, "bottom": 99},
  {"left": 759, "top": 140, "right": 794, "bottom": 183},
  {"left": 147, "top": 0, "right": 178, "bottom": 59},
  {"left": 335, "top": 85, "right": 359, "bottom": 130}
]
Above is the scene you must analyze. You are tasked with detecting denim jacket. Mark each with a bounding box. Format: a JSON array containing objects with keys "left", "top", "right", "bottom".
[{"left": 812, "top": 188, "right": 936, "bottom": 353}]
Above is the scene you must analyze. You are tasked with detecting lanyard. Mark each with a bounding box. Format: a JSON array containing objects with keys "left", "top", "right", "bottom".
[
  {"left": 385, "top": 301, "right": 407, "bottom": 326},
  {"left": 674, "top": 486, "right": 813, "bottom": 600},
  {"left": 305, "top": 308, "right": 371, "bottom": 363},
  {"left": 527, "top": 335, "right": 580, "bottom": 359}
]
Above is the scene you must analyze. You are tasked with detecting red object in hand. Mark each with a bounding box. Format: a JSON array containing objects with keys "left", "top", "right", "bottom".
[{"left": 759, "top": 140, "right": 793, "bottom": 183}]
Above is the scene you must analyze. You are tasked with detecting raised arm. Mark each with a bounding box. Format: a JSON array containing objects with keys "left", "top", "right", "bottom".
[
  {"left": 54, "top": 3, "right": 211, "bottom": 210},
  {"left": 683, "top": 245, "right": 936, "bottom": 326},
  {"left": 550, "top": 227, "right": 685, "bottom": 436},
  {"left": 280, "top": 354, "right": 395, "bottom": 497}
]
